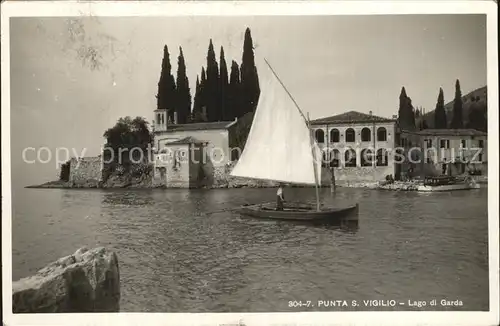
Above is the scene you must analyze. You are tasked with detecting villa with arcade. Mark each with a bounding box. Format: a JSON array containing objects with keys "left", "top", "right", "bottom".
[{"left": 310, "top": 110, "right": 401, "bottom": 184}]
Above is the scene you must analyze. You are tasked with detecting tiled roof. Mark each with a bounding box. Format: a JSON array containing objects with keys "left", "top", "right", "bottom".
[
  {"left": 412, "top": 129, "right": 487, "bottom": 137},
  {"left": 311, "top": 110, "right": 395, "bottom": 125},
  {"left": 167, "top": 136, "right": 205, "bottom": 145},
  {"left": 164, "top": 121, "right": 236, "bottom": 132}
]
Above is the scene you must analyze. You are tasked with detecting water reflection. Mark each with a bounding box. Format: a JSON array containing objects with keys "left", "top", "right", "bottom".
[
  {"left": 101, "top": 190, "right": 156, "bottom": 207},
  {"left": 12, "top": 186, "right": 489, "bottom": 312}
]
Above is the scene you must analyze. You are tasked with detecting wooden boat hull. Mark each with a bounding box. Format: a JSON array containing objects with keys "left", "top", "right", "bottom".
[{"left": 237, "top": 203, "right": 359, "bottom": 225}]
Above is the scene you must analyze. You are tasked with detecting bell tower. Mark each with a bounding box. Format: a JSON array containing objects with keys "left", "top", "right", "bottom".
[{"left": 154, "top": 108, "right": 168, "bottom": 132}]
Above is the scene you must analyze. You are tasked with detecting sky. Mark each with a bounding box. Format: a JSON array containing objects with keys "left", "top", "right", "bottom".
[{"left": 8, "top": 14, "right": 487, "bottom": 187}]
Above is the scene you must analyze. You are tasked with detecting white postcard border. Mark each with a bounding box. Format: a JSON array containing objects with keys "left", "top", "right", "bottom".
[{"left": 1, "top": 1, "right": 498, "bottom": 326}]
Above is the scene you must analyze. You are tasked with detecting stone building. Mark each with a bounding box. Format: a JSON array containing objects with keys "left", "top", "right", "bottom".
[
  {"left": 152, "top": 108, "right": 240, "bottom": 188},
  {"left": 400, "top": 128, "right": 488, "bottom": 177},
  {"left": 310, "top": 110, "right": 399, "bottom": 184}
]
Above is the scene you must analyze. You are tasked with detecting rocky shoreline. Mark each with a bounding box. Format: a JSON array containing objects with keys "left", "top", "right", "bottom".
[
  {"left": 26, "top": 175, "right": 486, "bottom": 190},
  {"left": 26, "top": 179, "right": 378, "bottom": 190},
  {"left": 12, "top": 247, "right": 120, "bottom": 313}
]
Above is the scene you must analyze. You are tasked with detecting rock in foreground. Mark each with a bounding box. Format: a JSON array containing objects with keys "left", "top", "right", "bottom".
[{"left": 12, "top": 247, "right": 120, "bottom": 313}]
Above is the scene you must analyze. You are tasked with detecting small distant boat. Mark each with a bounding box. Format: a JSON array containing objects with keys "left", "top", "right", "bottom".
[
  {"left": 230, "top": 55, "right": 358, "bottom": 224},
  {"left": 417, "top": 175, "right": 479, "bottom": 192}
]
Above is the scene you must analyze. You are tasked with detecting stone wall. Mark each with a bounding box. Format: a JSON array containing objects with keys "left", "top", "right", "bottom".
[
  {"left": 12, "top": 247, "right": 120, "bottom": 313},
  {"left": 211, "top": 162, "right": 390, "bottom": 189},
  {"left": 103, "top": 163, "right": 154, "bottom": 188},
  {"left": 320, "top": 165, "right": 395, "bottom": 186},
  {"left": 212, "top": 161, "right": 279, "bottom": 188},
  {"left": 69, "top": 156, "right": 103, "bottom": 187}
]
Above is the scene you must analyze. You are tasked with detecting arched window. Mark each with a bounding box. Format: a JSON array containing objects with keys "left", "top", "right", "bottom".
[
  {"left": 322, "top": 151, "right": 329, "bottom": 168},
  {"left": 376, "top": 148, "right": 389, "bottom": 166},
  {"left": 331, "top": 149, "right": 340, "bottom": 167},
  {"left": 330, "top": 129, "right": 340, "bottom": 143},
  {"left": 361, "top": 128, "right": 371, "bottom": 142},
  {"left": 156, "top": 113, "right": 161, "bottom": 124},
  {"left": 315, "top": 129, "right": 325, "bottom": 143},
  {"left": 377, "top": 127, "right": 387, "bottom": 142},
  {"left": 344, "top": 148, "right": 357, "bottom": 167},
  {"left": 345, "top": 128, "right": 355, "bottom": 143},
  {"left": 361, "top": 149, "right": 374, "bottom": 167}
]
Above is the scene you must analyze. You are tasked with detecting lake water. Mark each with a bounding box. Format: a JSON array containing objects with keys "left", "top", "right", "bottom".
[{"left": 11, "top": 186, "right": 489, "bottom": 312}]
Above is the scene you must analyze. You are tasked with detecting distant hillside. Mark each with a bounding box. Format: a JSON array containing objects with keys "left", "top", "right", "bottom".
[{"left": 419, "top": 86, "right": 487, "bottom": 129}]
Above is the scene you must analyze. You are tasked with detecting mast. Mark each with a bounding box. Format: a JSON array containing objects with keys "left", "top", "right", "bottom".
[
  {"left": 308, "top": 113, "right": 321, "bottom": 211},
  {"left": 263, "top": 57, "right": 321, "bottom": 211},
  {"left": 420, "top": 134, "right": 425, "bottom": 179},
  {"left": 327, "top": 123, "right": 336, "bottom": 193}
]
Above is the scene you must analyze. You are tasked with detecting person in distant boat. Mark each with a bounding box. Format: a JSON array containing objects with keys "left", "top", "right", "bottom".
[{"left": 276, "top": 184, "right": 285, "bottom": 211}]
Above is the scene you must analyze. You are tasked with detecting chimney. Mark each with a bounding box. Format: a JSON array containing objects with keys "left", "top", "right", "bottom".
[{"left": 173, "top": 111, "right": 178, "bottom": 124}]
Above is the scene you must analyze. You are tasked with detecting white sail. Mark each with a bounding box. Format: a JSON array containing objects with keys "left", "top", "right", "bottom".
[{"left": 230, "top": 59, "right": 322, "bottom": 185}]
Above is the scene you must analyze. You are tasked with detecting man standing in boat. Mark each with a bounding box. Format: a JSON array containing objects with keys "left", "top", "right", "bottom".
[{"left": 276, "top": 183, "right": 285, "bottom": 211}]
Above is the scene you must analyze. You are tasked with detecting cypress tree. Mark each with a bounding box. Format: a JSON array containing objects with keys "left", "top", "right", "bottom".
[
  {"left": 240, "top": 27, "right": 260, "bottom": 116},
  {"left": 408, "top": 99, "right": 416, "bottom": 130},
  {"left": 192, "top": 76, "right": 203, "bottom": 122},
  {"left": 175, "top": 47, "right": 191, "bottom": 124},
  {"left": 421, "top": 119, "right": 429, "bottom": 130},
  {"left": 199, "top": 67, "right": 207, "bottom": 121},
  {"left": 206, "top": 39, "right": 219, "bottom": 121},
  {"left": 397, "top": 87, "right": 409, "bottom": 129},
  {"left": 156, "top": 45, "right": 177, "bottom": 122},
  {"left": 422, "top": 119, "right": 429, "bottom": 130},
  {"left": 219, "top": 46, "right": 229, "bottom": 121},
  {"left": 228, "top": 60, "right": 242, "bottom": 120},
  {"left": 434, "top": 88, "right": 447, "bottom": 129},
  {"left": 397, "top": 87, "right": 417, "bottom": 130},
  {"left": 450, "top": 79, "right": 464, "bottom": 129}
]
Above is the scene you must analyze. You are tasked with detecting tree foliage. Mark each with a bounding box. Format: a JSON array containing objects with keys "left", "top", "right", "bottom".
[
  {"left": 155, "top": 27, "right": 260, "bottom": 126},
  {"left": 240, "top": 28, "right": 260, "bottom": 117},
  {"left": 466, "top": 95, "right": 487, "bottom": 132},
  {"left": 219, "top": 46, "right": 230, "bottom": 121},
  {"left": 450, "top": 79, "right": 464, "bottom": 129},
  {"left": 192, "top": 76, "right": 203, "bottom": 122},
  {"left": 205, "top": 39, "right": 219, "bottom": 121},
  {"left": 397, "top": 87, "right": 416, "bottom": 130},
  {"left": 175, "top": 47, "right": 191, "bottom": 124},
  {"left": 156, "top": 45, "right": 176, "bottom": 122},
  {"left": 103, "top": 117, "right": 153, "bottom": 166},
  {"left": 434, "top": 88, "right": 447, "bottom": 129},
  {"left": 228, "top": 60, "right": 242, "bottom": 120}
]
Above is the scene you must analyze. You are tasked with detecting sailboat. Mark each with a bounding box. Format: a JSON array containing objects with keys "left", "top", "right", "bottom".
[{"left": 230, "top": 57, "right": 359, "bottom": 225}]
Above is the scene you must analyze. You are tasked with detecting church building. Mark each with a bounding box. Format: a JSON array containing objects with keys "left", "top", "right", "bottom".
[{"left": 152, "top": 108, "right": 240, "bottom": 188}]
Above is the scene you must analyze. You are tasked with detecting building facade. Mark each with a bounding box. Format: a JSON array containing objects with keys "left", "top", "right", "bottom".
[
  {"left": 400, "top": 129, "right": 488, "bottom": 177},
  {"left": 310, "top": 111, "right": 399, "bottom": 184},
  {"left": 152, "top": 108, "right": 239, "bottom": 187}
]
